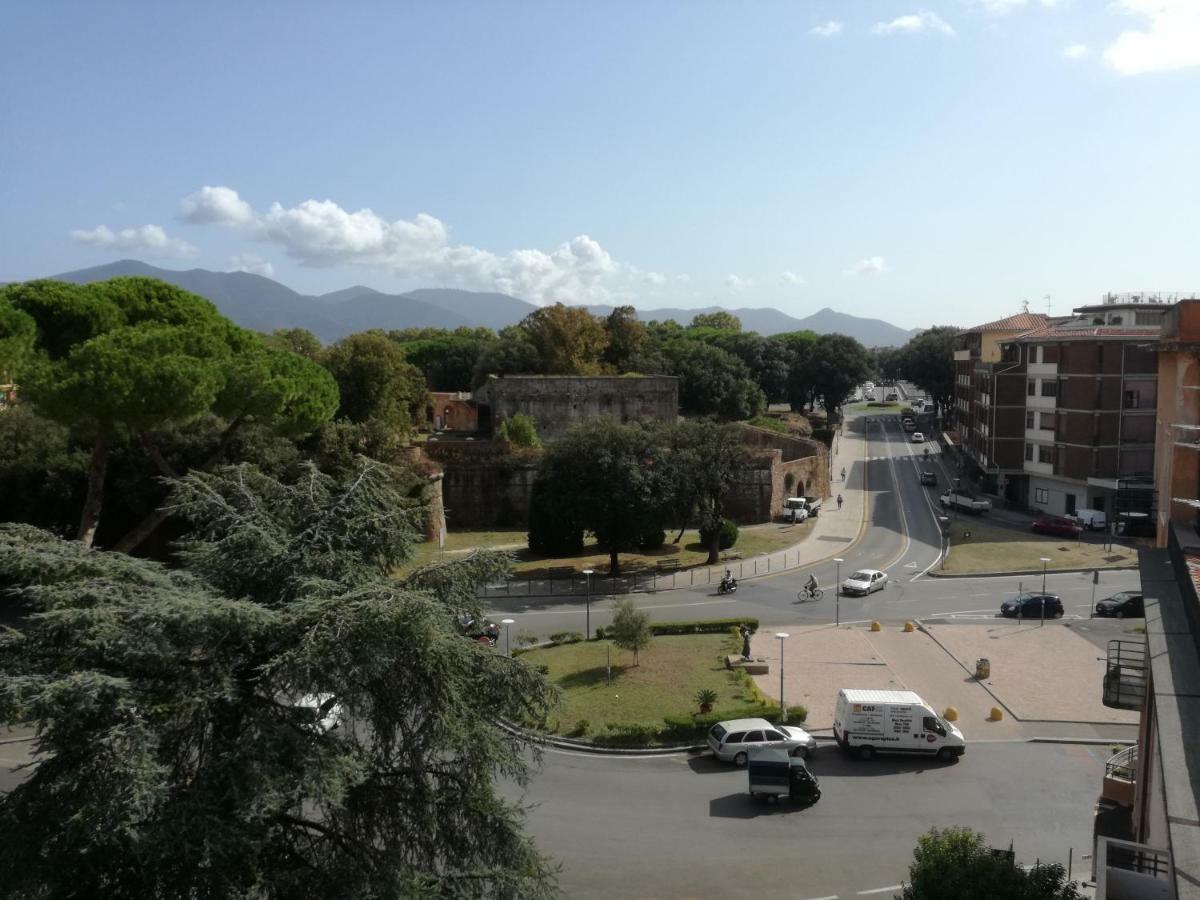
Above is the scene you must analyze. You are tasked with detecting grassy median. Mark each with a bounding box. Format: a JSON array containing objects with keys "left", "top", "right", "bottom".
[{"left": 936, "top": 520, "right": 1137, "bottom": 575}]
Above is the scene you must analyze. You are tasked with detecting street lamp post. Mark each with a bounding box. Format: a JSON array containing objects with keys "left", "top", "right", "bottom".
[
  {"left": 582, "top": 569, "right": 595, "bottom": 640},
  {"left": 938, "top": 515, "right": 951, "bottom": 570},
  {"left": 834, "top": 558, "right": 844, "bottom": 627},
  {"left": 1039, "top": 557, "right": 1051, "bottom": 627},
  {"left": 501, "top": 618, "right": 514, "bottom": 656},
  {"left": 776, "top": 632, "right": 790, "bottom": 722}
]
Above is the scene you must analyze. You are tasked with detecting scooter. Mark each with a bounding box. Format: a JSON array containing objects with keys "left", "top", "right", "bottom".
[{"left": 717, "top": 577, "right": 738, "bottom": 595}]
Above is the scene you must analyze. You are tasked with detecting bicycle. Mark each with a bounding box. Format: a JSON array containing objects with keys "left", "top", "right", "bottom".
[{"left": 797, "top": 586, "right": 824, "bottom": 603}]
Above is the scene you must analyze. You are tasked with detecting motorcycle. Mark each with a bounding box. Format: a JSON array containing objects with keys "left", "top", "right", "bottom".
[{"left": 717, "top": 577, "right": 738, "bottom": 595}]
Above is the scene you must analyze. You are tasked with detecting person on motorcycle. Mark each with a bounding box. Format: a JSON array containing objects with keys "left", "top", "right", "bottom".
[{"left": 721, "top": 569, "right": 737, "bottom": 591}]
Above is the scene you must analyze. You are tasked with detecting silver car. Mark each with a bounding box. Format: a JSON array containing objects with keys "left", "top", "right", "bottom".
[{"left": 707, "top": 717, "right": 816, "bottom": 766}]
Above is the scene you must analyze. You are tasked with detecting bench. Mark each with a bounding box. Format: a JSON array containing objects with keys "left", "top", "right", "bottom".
[{"left": 656, "top": 560, "right": 680, "bottom": 573}]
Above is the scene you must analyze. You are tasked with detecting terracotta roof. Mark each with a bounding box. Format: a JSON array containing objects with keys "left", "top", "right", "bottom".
[
  {"left": 963, "top": 312, "right": 1050, "bottom": 334},
  {"left": 1017, "top": 325, "right": 1161, "bottom": 341}
]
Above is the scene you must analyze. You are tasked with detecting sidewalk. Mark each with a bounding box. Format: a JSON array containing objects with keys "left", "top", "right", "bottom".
[
  {"left": 479, "top": 416, "right": 873, "bottom": 599},
  {"left": 749, "top": 620, "right": 1138, "bottom": 742}
]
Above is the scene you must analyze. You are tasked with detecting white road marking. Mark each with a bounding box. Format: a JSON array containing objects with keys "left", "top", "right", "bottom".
[
  {"left": 803, "top": 895, "right": 840, "bottom": 900},
  {"left": 858, "top": 887, "right": 903, "bottom": 896}
]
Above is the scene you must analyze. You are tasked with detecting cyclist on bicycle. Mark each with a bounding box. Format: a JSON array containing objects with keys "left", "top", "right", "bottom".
[{"left": 805, "top": 573, "right": 819, "bottom": 597}]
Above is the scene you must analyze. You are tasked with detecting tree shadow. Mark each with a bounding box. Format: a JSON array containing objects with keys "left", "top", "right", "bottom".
[{"left": 555, "top": 665, "right": 629, "bottom": 690}]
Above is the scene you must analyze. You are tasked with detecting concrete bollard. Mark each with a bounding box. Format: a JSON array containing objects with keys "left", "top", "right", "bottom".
[
  {"left": 988, "top": 707, "right": 1004, "bottom": 721},
  {"left": 870, "top": 621, "right": 881, "bottom": 632},
  {"left": 944, "top": 707, "right": 958, "bottom": 722},
  {"left": 903, "top": 621, "right": 915, "bottom": 632}
]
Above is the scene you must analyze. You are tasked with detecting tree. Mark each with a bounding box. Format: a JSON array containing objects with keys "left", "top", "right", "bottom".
[
  {"left": 497, "top": 412, "right": 541, "bottom": 448},
  {"left": 395, "top": 331, "right": 494, "bottom": 392},
  {"left": 665, "top": 341, "right": 766, "bottom": 420},
  {"left": 898, "top": 326, "right": 959, "bottom": 418},
  {"left": 0, "top": 405, "right": 87, "bottom": 537},
  {"left": 267, "top": 327, "right": 323, "bottom": 360},
  {"left": 671, "top": 420, "right": 748, "bottom": 564},
  {"left": 322, "top": 331, "right": 428, "bottom": 435},
  {"left": 690, "top": 311, "right": 741, "bottom": 332},
  {"left": 776, "top": 330, "right": 820, "bottom": 411},
  {"left": 608, "top": 596, "right": 652, "bottom": 666},
  {"left": 806, "top": 333, "right": 872, "bottom": 417},
  {"left": 530, "top": 418, "right": 673, "bottom": 575},
  {"left": 0, "top": 462, "right": 558, "bottom": 899},
  {"left": 899, "top": 827, "right": 1083, "bottom": 900},
  {"left": 712, "top": 333, "right": 794, "bottom": 404},
  {"left": 601, "top": 305, "right": 649, "bottom": 372},
  {"left": 0, "top": 296, "right": 36, "bottom": 383},
  {"left": 519, "top": 303, "right": 608, "bottom": 375},
  {"left": 471, "top": 326, "right": 543, "bottom": 387}
]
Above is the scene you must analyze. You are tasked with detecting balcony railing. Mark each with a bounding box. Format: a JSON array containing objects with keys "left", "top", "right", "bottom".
[
  {"left": 1094, "top": 836, "right": 1175, "bottom": 899},
  {"left": 1103, "top": 640, "right": 1147, "bottom": 711},
  {"left": 1102, "top": 745, "right": 1138, "bottom": 807}
]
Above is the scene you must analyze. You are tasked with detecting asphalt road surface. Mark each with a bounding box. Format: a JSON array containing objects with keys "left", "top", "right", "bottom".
[
  {"left": 510, "top": 741, "right": 1106, "bottom": 900},
  {"left": 486, "top": 409, "right": 1141, "bottom": 638}
]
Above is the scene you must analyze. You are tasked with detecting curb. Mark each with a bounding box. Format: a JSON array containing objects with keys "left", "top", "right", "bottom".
[
  {"left": 925, "top": 565, "right": 1138, "bottom": 579},
  {"left": 1028, "top": 737, "right": 1136, "bottom": 746},
  {"left": 0, "top": 736, "right": 34, "bottom": 746}
]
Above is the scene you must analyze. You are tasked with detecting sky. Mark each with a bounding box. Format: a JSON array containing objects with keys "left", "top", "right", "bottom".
[{"left": 2, "top": 1, "right": 1198, "bottom": 330}]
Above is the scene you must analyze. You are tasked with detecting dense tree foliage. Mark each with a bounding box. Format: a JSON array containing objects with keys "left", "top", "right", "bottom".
[
  {"left": 899, "top": 827, "right": 1082, "bottom": 900},
  {"left": 893, "top": 326, "right": 958, "bottom": 417},
  {"left": 0, "top": 463, "right": 558, "bottom": 899},
  {"left": 518, "top": 303, "right": 608, "bottom": 375},
  {"left": 267, "top": 327, "right": 323, "bottom": 360},
  {"left": 671, "top": 420, "right": 748, "bottom": 564},
  {"left": 393, "top": 331, "right": 494, "bottom": 392},
  {"left": 601, "top": 305, "right": 650, "bottom": 372},
  {"left": 497, "top": 412, "right": 541, "bottom": 448},
  {"left": 805, "top": 333, "right": 873, "bottom": 417},
  {"left": 471, "top": 326, "right": 543, "bottom": 387},
  {"left": 690, "top": 311, "right": 742, "bottom": 332},
  {"left": 322, "top": 331, "right": 428, "bottom": 434},
  {"left": 665, "top": 340, "right": 766, "bottom": 420}
]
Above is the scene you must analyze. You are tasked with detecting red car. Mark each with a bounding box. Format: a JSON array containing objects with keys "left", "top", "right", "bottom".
[{"left": 1032, "top": 516, "right": 1082, "bottom": 538}]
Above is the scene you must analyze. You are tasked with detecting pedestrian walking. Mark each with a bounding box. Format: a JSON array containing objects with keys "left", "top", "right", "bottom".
[
  {"left": 837, "top": 494, "right": 844, "bottom": 510},
  {"left": 840, "top": 466, "right": 846, "bottom": 482}
]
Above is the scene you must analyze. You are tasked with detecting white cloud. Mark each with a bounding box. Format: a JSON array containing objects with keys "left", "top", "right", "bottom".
[
  {"left": 179, "top": 185, "right": 628, "bottom": 305},
  {"left": 230, "top": 253, "right": 274, "bottom": 277},
  {"left": 810, "top": 20, "right": 843, "bottom": 37},
  {"left": 70, "top": 224, "right": 197, "bottom": 257},
  {"left": 1062, "top": 43, "right": 1089, "bottom": 60},
  {"left": 643, "top": 271, "right": 667, "bottom": 285},
  {"left": 873, "top": 10, "right": 956, "bottom": 36},
  {"left": 844, "top": 256, "right": 890, "bottom": 276},
  {"left": 179, "top": 185, "right": 256, "bottom": 226},
  {"left": 971, "top": 0, "right": 1059, "bottom": 15},
  {"left": 725, "top": 274, "right": 754, "bottom": 292},
  {"left": 1103, "top": 0, "right": 1200, "bottom": 75},
  {"left": 782, "top": 271, "right": 808, "bottom": 286},
  {"left": 674, "top": 274, "right": 691, "bottom": 283}
]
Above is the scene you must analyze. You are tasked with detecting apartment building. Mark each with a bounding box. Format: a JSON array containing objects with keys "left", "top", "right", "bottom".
[
  {"left": 1092, "top": 296, "right": 1200, "bottom": 900},
  {"left": 952, "top": 311, "right": 1049, "bottom": 499},
  {"left": 1013, "top": 296, "right": 1164, "bottom": 520}
]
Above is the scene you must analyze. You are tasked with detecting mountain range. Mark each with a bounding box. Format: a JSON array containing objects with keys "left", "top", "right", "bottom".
[{"left": 35, "top": 260, "right": 922, "bottom": 347}]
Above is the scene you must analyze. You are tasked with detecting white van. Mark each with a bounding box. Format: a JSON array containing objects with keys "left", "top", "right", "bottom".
[
  {"left": 1069, "top": 508, "right": 1107, "bottom": 531},
  {"left": 833, "top": 689, "right": 965, "bottom": 762}
]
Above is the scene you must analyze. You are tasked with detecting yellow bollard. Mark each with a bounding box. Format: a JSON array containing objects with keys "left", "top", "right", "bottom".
[
  {"left": 870, "top": 621, "right": 881, "bottom": 632},
  {"left": 988, "top": 707, "right": 1004, "bottom": 721},
  {"left": 903, "top": 621, "right": 915, "bottom": 632},
  {"left": 944, "top": 707, "right": 958, "bottom": 722}
]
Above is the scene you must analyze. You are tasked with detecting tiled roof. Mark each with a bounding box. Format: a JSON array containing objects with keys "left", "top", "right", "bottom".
[
  {"left": 1018, "top": 325, "right": 1161, "bottom": 341},
  {"left": 963, "top": 312, "right": 1051, "bottom": 334}
]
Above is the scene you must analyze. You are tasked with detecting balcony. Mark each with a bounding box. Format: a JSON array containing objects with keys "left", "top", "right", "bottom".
[
  {"left": 1102, "top": 745, "right": 1138, "bottom": 807},
  {"left": 1094, "top": 837, "right": 1175, "bottom": 900},
  {"left": 1103, "top": 640, "right": 1147, "bottom": 711}
]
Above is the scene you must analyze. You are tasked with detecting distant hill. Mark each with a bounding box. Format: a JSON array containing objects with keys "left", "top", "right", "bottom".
[{"left": 35, "top": 261, "right": 919, "bottom": 346}]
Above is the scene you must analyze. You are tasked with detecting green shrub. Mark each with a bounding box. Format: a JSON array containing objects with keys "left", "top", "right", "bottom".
[
  {"left": 535, "top": 664, "right": 551, "bottom": 676},
  {"left": 567, "top": 719, "right": 590, "bottom": 738},
  {"left": 498, "top": 412, "right": 541, "bottom": 448},
  {"left": 637, "top": 526, "right": 666, "bottom": 551},
  {"left": 659, "top": 703, "right": 809, "bottom": 743},
  {"left": 699, "top": 518, "right": 739, "bottom": 551},
  {"left": 596, "top": 618, "right": 757, "bottom": 640},
  {"left": 747, "top": 415, "right": 789, "bottom": 435},
  {"left": 811, "top": 426, "right": 834, "bottom": 447},
  {"left": 593, "top": 723, "right": 662, "bottom": 747},
  {"left": 548, "top": 631, "right": 584, "bottom": 645}
]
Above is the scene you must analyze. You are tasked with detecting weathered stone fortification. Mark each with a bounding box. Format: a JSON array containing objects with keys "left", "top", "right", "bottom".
[
  {"left": 472, "top": 375, "right": 679, "bottom": 441},
  {"left": 420, "top": 440, "right": 541, "bottom": 529},
  {"left": 723, "top": 425, "right": 830, "bottom": 524}
]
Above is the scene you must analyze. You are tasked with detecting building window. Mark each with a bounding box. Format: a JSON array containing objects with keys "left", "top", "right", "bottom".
[
  {"left": 1027, "top": 379, "right": 1037, "bottom": 397},
  {"left": 1025, "top": 444, "right": 1034, "bottom": 462},
  {"left": 1125, "top": 390, "right": 1139, "bottom": 409},
  {"left": 1025, "top": 411, "right": 1034, "bottom": 429},
  {"left": 1034, "top": 488, "right": 1048, "bottom": 504},
  {"left": 1041, "top": 380, "right": 1058, "bottom": 398},
  {"left": 1038, "top": 445, "right": 1055, "bottom": 465},
  {"left": 1040, "top": 412, "right": 1056, "bottom": 431}
]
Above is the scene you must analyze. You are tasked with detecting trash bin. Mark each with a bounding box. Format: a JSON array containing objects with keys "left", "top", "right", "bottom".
[{"left": 975, "top": 658, "right": 990, "bottom": 679}]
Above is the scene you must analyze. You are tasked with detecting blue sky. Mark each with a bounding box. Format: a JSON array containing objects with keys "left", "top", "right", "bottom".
[{"left": 2, "top": 1, "right": 1197, "bottom": 329}]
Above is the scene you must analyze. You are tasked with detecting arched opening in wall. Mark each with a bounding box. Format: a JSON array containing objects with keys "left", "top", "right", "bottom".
[{"left": 802, "top": 479, "right": 809, "bottom": 495}]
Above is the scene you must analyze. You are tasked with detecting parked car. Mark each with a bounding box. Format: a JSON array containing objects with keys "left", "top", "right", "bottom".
[
  {"left": 919, "top": 471, "right": 937, "bottom": 486},
  {"left": 1069, "top": 508, "right": 1108, "bottom": 531},
  {"left": 707, "top": 717, "right": 817, "bottom": 766},
  {"left": 1032, "top": 515, "right": 1082, "bottom": 538},
  {"left": 911, "top": 432, "right": 924, "bottom": 443},
  {"left": 886, "top": 392, "right": 899, "bottom": 401},
  {"left": 842, "top": 569, "right": 889, "bottom": 596},
  {"left": 1000, "top": 593, "right": 1064, "bottom": 618},
  {"left": 940, "top": 490, "right": 992, "bottom": 513},
  {"left": 1095, "top": 591, "right": 1144, "bottom": 618}
]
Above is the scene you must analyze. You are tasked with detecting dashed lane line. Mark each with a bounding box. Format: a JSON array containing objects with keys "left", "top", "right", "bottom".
[{"left": 858, "top": 886, "right": 903, "bottom": 896}]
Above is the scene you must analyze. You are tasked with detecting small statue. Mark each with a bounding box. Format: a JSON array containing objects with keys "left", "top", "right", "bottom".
[{"left": 740, "top": 624, "right": 753, "bottom": 661}]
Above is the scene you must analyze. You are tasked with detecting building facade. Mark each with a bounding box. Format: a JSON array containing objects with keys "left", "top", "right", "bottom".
[{"left": 1154, "top": 299, "right": 1200, "bottom": 546}]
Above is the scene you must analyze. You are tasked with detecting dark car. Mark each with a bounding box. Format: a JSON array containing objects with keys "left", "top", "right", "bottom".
[
  {"left": 1095, "top": 591, "right": 1144, "bottom": 619},
  {"left": 919, "top": 471, "right": 937, "bottom": 486},
  {"left": 1032, "top": 515, "right": 1082, "bottom": 539},
  {"left": 1000, "top": 593, "right": 1064, "bottom": 619}
]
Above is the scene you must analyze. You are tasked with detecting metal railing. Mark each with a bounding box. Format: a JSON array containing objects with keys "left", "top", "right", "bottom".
[
  {"left": 1105, "top": 745, "right": 1138, "bottom": 782},
  {"left": 1095, "top": 836, "right": 1176, "bottom": 900},
  {"left": 1103, "top": 639, "right": 1147, "bottom": 711}
]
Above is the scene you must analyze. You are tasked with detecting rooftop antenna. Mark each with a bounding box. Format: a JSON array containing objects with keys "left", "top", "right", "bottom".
[
  {"left": 1020, "top": 298, "right": 1029, "bottom": 314},
  {"left": 1044, "top": 294, "right": 1052, "bottom": 316}
]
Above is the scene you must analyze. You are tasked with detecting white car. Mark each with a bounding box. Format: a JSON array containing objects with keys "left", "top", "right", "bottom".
[
  {"left": 911, "top": 432, "right": 924, "bottom": 443},
  {"left": 841, "top": 569, "right": 888, "bottom": 596},
  {"left": 707, "top": 717, "right": 817, "bottom": 766}
]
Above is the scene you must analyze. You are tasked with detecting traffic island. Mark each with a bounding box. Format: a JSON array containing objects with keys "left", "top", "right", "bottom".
[{"left": 929, "top": 520, "right": 1137, "bottom": 576}]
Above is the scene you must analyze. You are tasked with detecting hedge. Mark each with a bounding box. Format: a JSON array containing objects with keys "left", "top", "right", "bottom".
[{"left": 594, "top": 617, "right": 758, "bottom": 640}]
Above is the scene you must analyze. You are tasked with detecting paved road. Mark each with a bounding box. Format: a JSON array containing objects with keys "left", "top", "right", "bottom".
[
  {"left": 510, "top": 741, "right": 1104, "bottom": 900},
  {"left": 486, "top": 410, "right": 1141, "bottom": 638}
]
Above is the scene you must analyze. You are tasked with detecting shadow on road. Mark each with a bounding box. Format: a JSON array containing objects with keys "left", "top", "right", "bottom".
[
  {"left": 806, "top": 748, "right": 958, "bottom": 777},
  {"left": 708, "top": 792, "right": 819, "bottom": 818},
  {"left": 686, "top": 753, "right": 729, "bottom": 775}
]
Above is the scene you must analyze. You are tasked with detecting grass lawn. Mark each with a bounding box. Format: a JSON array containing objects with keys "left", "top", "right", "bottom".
[
  {"left": 521, "top": 633, "right": 759, "bottom": 734},
  {"left": 937, "top": 519, "right": 1138, "bottom": 575}
]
